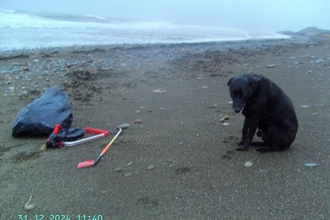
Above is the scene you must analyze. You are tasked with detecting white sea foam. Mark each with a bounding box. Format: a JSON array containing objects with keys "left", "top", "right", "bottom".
[{"left": 0, "top": 9, "right": 289, "bottom": 52}]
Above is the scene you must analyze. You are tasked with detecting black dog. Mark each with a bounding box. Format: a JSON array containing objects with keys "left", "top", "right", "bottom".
[{"left": 227, "top": 74, "right": 298, "bottom": 152}]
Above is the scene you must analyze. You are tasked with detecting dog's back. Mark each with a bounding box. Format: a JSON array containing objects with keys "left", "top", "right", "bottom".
[{"left": 251, "top": 76, "right": 298, "bottom": 146}]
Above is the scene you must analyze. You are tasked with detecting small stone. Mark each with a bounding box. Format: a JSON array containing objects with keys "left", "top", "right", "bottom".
[
  {"left": 134, "top": 118, "right": 142, "bottom": 124},
  {"left": 220, "top": 115, "right": 230, "bottom": 122},
  {"left": 147, "top": 165, "right": 155, "bottom": 170},
  {"left": 244, "top": 161, "right": 253, "bottom": 167},
  {"left": 33, "top": 59, "right": 39, "bottom": 62},
  {"left": 266, "top": 64, "right": 275, "bottom": 68},
  {"left": 222, "top": 122, "right": 229, "bottom": 126},
  {"left": 312, "top": 113, "right": 318, "bottom": 116},
  {"left": 114, "top": 167, "right": 122, "bottom": 172},
  {"left": 300, "top": 105, "right": 310, "bottom": 108},
  {"left": 8, "top": 86, "right": 15, "bottom": 92},
  {"left": 24, "top": 204, "right": 34, "bottom": 211},
  {"left": 257, "top": 169, "right": 268, "bottom": 175},
  {"left": 202, "top": 86, "right": 208, "bottom": 89},
  {"left": 304, "top": 163, "right": 317, "bottom": 167},
  {"left": 228, "top": 101, "right": 233, "bottom": 104},
  {"left": 152, "top": 89, "right": 167, "bottom": 93},
  {"left": 126, "top": 162, "right": 133, "bottom": 166},
  {"left": 124, "top": 173, "right": 131, "bottom": 177}
]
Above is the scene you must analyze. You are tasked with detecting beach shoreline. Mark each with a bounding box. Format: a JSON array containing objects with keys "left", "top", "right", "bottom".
[
  {"left": 1, "top": 36, "right": 329, "bottom": 219},
  {"left": 0, "top": 34, "right": 309, "bottom": 57}
]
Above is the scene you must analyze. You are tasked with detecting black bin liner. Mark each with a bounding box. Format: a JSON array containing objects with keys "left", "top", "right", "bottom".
[{"left": 12, "top": 88, "right": 73, "bottom": 137}]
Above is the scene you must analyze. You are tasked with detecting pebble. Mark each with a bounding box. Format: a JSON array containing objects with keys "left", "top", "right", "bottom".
[
  {"left": 126, "top": 162, "right": 133, "bottom": 166},
  {"left": 304, "top": 163, "right": 317, "bottom": 167},
  {"left": 222, "top": 122, "right": 229, "bottom": 126},
  {"left": 24, "top": 204, "right": 34, "bottom": 211},
  {"left": 134, "top": 118, "right": 142, "bottom": 124},
  {"left": 300, "top": 105, "right": 310, "bottom": 108},
  {"left": 114, "top": 167, "right": 122, "bottom": 172},
  {"left": 244, "top": 161, "right": 253, "bottom": 167},
  {"left": 219, "top": 115, "right": 229, "bottom": 122},
  {"left": 266, "top": 64, "right": 275, "bottom": 68},
  {"left": 124, "top": 173, "right": 132, "bottom": 177},
  {"left": 228, "top": 101, "right": 233, "bottom": 104},
  {"left": 201, "top": 86, "right": 208, "bottom": 89},
  {"left": 147, "top": 165, "right": 155, "bottom": 170},
  {"left": 311, "top": 113, "right": 318, "bottom": 116},
  {"left": 8, "top": 86, "right": 15, "bottom": 92},
  {"left": 152, "top": 89, "right": 167, "bottom": 93},
  {"left": 257, "top": 170, "right": 268, "bottom": 175}
]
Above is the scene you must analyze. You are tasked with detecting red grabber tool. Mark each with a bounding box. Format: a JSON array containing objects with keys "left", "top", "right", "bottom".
[
  {"left": 77, "top": 124, "right": 130, "bottom": 169},
  {"left": 46, "top": 124, "right": 109, "bottom": 148},
  {"left": 62, "top": 127, "right": 109, "bottom": 147}
]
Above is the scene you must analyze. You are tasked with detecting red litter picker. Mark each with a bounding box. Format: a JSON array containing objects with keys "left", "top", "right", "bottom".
[
  {"left": 77, "top": 123, "right": 130, "bottom": 169},
  {"left": 46, "top": 124, "right": 110, "bottom": 148}
]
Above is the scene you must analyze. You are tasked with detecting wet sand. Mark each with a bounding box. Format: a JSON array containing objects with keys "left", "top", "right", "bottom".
[{"left": 1, "top": 36, "right": 330, "bottom": 219}]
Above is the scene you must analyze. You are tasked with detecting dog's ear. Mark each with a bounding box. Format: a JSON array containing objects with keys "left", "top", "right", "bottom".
[
  {"left": 227, "top": 78, "right": 234, "bottom": 86},
  {"left": 248, "top": 74, "right": 262, "bottom": 85},
  {"left": 248, "top": 74, "right": 262, "bottom": 88},
  {"left": 252, "top": 74, "right": 262, "bottom": 82}
]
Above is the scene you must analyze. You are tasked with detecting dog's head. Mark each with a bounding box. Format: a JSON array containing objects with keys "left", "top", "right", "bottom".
[{"left": 227, "top": 74, "right": 262, "bottom": 113}]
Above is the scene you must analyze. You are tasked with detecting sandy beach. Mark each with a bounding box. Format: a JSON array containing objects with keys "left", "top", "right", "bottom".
[{"left": 0, "top": 36, "right": 329, "bottom": 219}]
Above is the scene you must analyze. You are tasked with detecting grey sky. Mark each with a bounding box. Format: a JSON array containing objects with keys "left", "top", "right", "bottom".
[{"left": 1, "top": 0, "right": 329, "bottom": 32}]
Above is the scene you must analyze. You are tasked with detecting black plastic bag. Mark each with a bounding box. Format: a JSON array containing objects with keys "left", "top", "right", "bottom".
[{"left": 12, "top": 88, "right": 73, "bottom": 137}]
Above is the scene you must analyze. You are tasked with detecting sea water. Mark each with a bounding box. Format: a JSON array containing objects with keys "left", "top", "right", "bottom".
[{"left": 0, "top": 9, "right": 289, "bottom": 53}]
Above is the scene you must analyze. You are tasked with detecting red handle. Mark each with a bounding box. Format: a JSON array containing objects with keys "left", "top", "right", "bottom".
[
  {"left": 46, "top": 124, "right": 63, "bottom": 147},
  {"left": 84, "top": 127, "right": 109, "bottom": 137},
  {"left": 53, "top": 124, "right": 62, "bottom": 135}
]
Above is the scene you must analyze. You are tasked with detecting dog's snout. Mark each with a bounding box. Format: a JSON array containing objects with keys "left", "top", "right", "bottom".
[
  {"left": 233, "top": 103, "right": 245, "bottom": 113},
  {"left": 234, "top": 107, "right": 241, "bottom": 113}
]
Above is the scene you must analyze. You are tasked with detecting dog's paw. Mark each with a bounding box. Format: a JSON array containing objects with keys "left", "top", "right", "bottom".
[{"left": 238, "top": 141, "right": 244, "bottom": 146}]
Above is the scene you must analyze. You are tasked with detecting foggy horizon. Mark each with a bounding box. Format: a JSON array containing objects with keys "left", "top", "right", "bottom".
[{"left": 1, "top": 0, "right": 330, "bottom": 32}]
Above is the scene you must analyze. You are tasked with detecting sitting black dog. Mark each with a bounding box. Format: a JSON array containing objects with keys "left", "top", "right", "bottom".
[{"left": 227, "top": 74, "right": 298, "bottom": 152}]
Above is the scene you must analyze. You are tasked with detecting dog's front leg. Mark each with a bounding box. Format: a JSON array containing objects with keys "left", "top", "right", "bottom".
[
  {"left": 238, "top": 117, "right": 249, "bottom": 146},
  {"left": 237, "top": 118, "right": 258, "bottom": 151}
]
